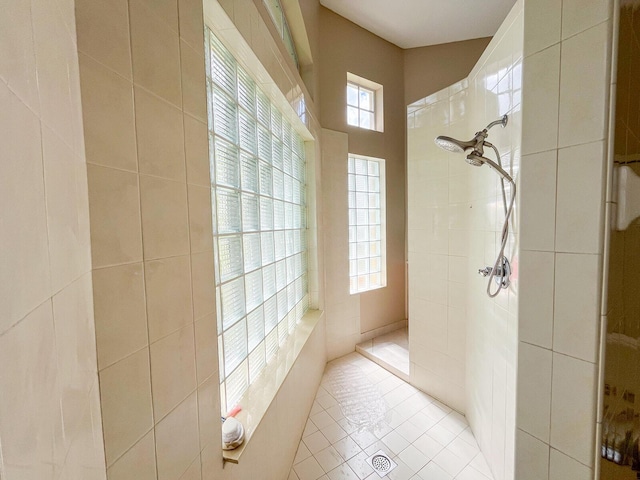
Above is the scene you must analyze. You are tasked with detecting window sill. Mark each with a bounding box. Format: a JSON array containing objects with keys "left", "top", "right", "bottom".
[{"left": 222, "top": 309, "right": 323, "bottom": 464}]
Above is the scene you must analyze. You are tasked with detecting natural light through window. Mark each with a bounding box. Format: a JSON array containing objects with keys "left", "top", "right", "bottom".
[
  {"left": 348, "top": 154, "right": 386, "bottom": 294},
  {"left": 346, "top": 73, "right": 384, "bottom": 132},
  {"left": 206, "top": 29, "right": 309, "bottom": 414}
]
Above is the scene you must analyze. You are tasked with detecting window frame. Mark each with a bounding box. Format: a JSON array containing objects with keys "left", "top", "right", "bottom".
[{"left": 346, "top": 72, "right": 384, "bottom": 132}]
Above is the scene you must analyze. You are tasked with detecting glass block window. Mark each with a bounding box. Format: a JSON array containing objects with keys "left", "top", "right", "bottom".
[
  {"left": 348, "top": 154, "right": 386, "bottom": 294},
  {"left": 206, "top": 29, "right": 309, "bottom": 414},
  {"left": 263, "top": 0, "right": 298, "bottom": 68}
]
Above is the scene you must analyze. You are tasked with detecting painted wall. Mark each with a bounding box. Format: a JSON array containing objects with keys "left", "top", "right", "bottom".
[
  {"left": 404, "top": 37, "right": 492, "bottom": 106},
  {"left": 515, "top": 0, "right": 612, "bottom": 479},
  {"left": 407, "top": 5, "right": 522, "bottom": 480},
  {"left": 0, "top": 0, "right": 106, "bottom": 478}
]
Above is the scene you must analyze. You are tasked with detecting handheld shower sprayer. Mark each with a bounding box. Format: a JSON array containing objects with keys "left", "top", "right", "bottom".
[{"left": 434, "top": 115, "right": 515, "bottom": 298}]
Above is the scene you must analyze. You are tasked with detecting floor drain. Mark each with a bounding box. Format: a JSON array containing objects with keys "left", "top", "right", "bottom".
[{"left": 365, "top": 450, "right": 398, "bottom": 477}]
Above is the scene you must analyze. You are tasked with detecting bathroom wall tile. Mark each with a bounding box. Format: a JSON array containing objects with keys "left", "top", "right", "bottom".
[
  {"left": 0, "top": 301, "right": 58, "bottom": 478},
  {"left": 555, "top": 142, "right": 605, "bottom": 254},
  {"left": 549, "top": 448, "right": 591, "bottom": 480},
  {"left": 130, "top": 0, "right": 182, "bottom": 107},
  {"left": 93, "top": 263, "right": 148, "bottom": 369},
  {"left": 515, "top": 429, "right": 549, "bottom": 480},
  {"left": 139, "top": 175, "right": 190, "bottom": 259},
  {"left": 179, "top": 457, "right": 202, "bottom": 480},
  {"left": 188, "top": 185, "right": 213, "bottom": 253},
  {"left": 150, "top": 324, "right": 197, "bottom": 421},
  {"left": 197, "top": 375, "right": 219, "bottom": 449},
  {"left": 562, "top": 0, "right": 609, "bottom": 40},
  {"left": 519, "top": 151, "right": 557, "bottom": 252},
  {"left": 31, "top": 0, "right": 77, "bottom": 149},
  {"left": 516, "top": 343, "right": 552, "bottom": 442},
  {"left": 99, "top": 348, "right": 153, "bottom": 466},
  {"left": 131, "top": 0, "right": 178, "bottom": 32},
  {"left": 181, "top": 40, "right": 208, "bottom": 122},
  {"left": 194, "top": 313, "right": 217, "bottom": 385},
  {"left": 523, "top": 0, "right": 561, "bottom": 57},
  {"left": 135, "top": 86, "right": 186, "bottom": 181},
  {"left": 178, "top": 0, "right": 205, "bottom": 53},
  {"left": 558, "top": 23, "right": 609, "bottom": 148},
  {"left": 79, "top": 53, "right": 138, "bottom": 172},
  {"left": 553, "top": 253, "right": 600, "bottom": 363},
  {"left": 521, "top": 44, "right": 560, "bottom": 155},
  {"left": 185, "top": 116, "right": 211, "bottom": 187},
  {"left": 88, "top": 164, "right": 143, "bottom": 268},
  {"left": 106, "top": 430, "right": 157, "bottom": 480},
  {"left": 76, "top": 0, "right": 132, "bottom": 79},
  {"left": 0, "top": 0, "right": 39, "bottom": 112},
  {"left": 518, "top": 250, "right": 554, "bottom": 349},
  {"left": 42, "top": 126, "right": 91, "bottom": 292},
  {"left": 191, "top": 251, "right": 216, "bottom": 319},
  {"left": 155, "top": 393, "right": 201, "bottom": 480},
  {"left": 0, "top": 84, "right": 50, "bottom": 332},
  {"left": 145, "top": 255, "right": 193, "bottom": 342},
  {"left": 550, "top": 353, "right": 597, "bottom": 467}
]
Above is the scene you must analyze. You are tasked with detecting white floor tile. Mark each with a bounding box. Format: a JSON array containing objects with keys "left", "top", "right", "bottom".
[
  {"left": 388, "top": 457, "right": 415, "bottom": 480},
  {"left": 446, "top": 437, "right": 478, "bottom": 464},
  {"left": 334, "top": 435, "right": 363, "bottom": 461},
  {"left": 456, "top": 464, "right": 491, "bottom": 480},
  {"left": 413, "top": 433, "right": 445, "bottom": 459},
  {"left": 305, "top": 431, "right": 331, "bottom": 454},
  {"left": 322, "top": 422, "right": 348, "bottom": 444},
  {"left": 381, "top": 430, "right": 411, "bottom": 455},
  {"left": 426, "top": 424, "right": 457, "bottom": 446},
  {"left": 397, "top": 444, "right": 430, "bottom": 473},
  {"left": 315, "top": 446, "right": 344, "bottom": 473},
  {"left": 327, "top": 463, "right": 360, "bottom": 480},
  {"left": 417, "top": 461, "right": 453, "bottom": 480},
  {"left": 396, "top": 419, "right": 427, "bottom": 444},
  {"left": 295, "top": 442, "right": 313, "bottom": 465},
  {"left": 318, "top": 394, "right": 339, "bottom": 410},
  {"left": 432, "top": 448, "right": 466, "bottom": 477},
  {"left": 438, "top": 411, "right": 467, "bottom": 435},
  {"left": 469, "top": 453, "right": 492, "bottom": 478},
  {"left": 294, "top": 456, "right": 326, "bottom": 480},
  {"left": 312, "top": 410, "right": 337, "bottom": 429},
  {"left": 347, "top": 451, "right": 375, "bottom": 480},
  {"left": 351, "top": 429, "right": 379, "bottom": 450},
  {"left": 304, "top": 419, "right": 319, "bottom": 437},
  {"left": 327, "top": 404, "right": 346, "bottom": 421}
]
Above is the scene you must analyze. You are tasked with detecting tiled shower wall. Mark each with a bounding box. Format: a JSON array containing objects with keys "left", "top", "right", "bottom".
[
  {"left": 77, "top": 0, "right": 326, "bottom": 478},
  {"left": 0, "top": 0, "right": 106, "bottom": 478},
  {"left": 407, "top": 4, "right": 523, "bottom": 479},
  {"left": 515, "top": 0, "right": 612, "bottom": 479}
]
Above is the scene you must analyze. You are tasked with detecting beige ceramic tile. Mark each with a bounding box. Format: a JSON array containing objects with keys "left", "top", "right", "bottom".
[
  {"left": 523, "top": 0, "right": 561, "bottom": 57},
  {"left": 0, "top": 84, "right": 50, "bottom": 332},
  {"left": 521, "top": 44, "right": 560, "bottom": 155},
  {"left": 139, "top": 175, "right": 190, "bottom": 259},
  {"left": 178, "top": 0, "right": 205, "bottom": 53},
  {"left": 516, "top": 343, "right": 552, "bottom": 442},
  {"left": 150, "top": 323, "right": 197, "bottom": 421},
  {"left": 184, "top": 116, "right": 210, "bottom": 187},
  {"left": 76, "top": 0, "right": 132, "bottom": 79},
  {"left": 518, "top": 250, "right": 554, "bottom": 349},
  {"left": 145, "top": 255, "right": 193, "bottom": 342},
  {"left": 52, "top": 274, "right": 98, "bottom": 420},
  {"left": 42, "top": 125, "right": 91, "bottom": 292},
  {"left": 31, "top": 0, "right": 77, "bottom": 149},
  {"left": 79, "top": 53, "right": 138, "bottom": 172},
  {"left": 561, "top": 0, "right": 609, "bottom": 40},
  {"left": 99, "top": 348, "right": 153, "bottom": 466},
  {"left": 515, "top": 429, "right": 550, "bottom": 480},
  {"left": 553, "top": 253, "right": 600, "bottom": 363},
  {"left": 197, "top": 375, "right": 219, "bottom": 450},
  {"left": 135, "top": 86, "right": 186, "bottom": 181},
  {"left": 191, "top": 251, "right": 215, "bottom": 319},
  {"left": 519, "top": 151, "right": 557, "bottom": 252},
  {"left": 558, "top": 22, "right": 609, "bottom": 148},
  {"left": 0, "top": 0, "right": 39, "bottom": 112},
  {"left": 179, "top": 456, "right": 202, "bottom": 480},
  {"left": 555, "top": 142, "right": 605, "bottom": 254},
  {"left": 549, "top": 448, "right": 591, "bottom": 480},
  {"left": 93, "top": 263, "right": 148, "bottom": 369},
  {"left": 180, "top": 40, "right": 207, "bottom": 122},
  {"left": 129, "top": 0, "right": 182, "bottom": 107},
  {"left": 106, "top": 430, "right": 157, "bottom": 480},
  {"left": 194, "top": 313, "right": 218, "bottom": 384},
  {"left": 87, "top": 164, "right": 143, "bottom": 268},
  {"left": 155, "top": 392, "right": 201, "bottom": 480},
  {"left": 550, "top": 353, "right": 597, "bottom": 467},
  {"left": 0, "top": 301, "right": 58, "bottom": 478},
  {"left": 131, "top": 0, "right": 179, "bottom": 32},
  {"left": 188, "top": 185, "right": 213, "bottom": 253}
]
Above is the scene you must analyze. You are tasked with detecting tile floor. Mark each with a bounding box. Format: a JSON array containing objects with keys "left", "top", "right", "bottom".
[
  {"left": 289, "top": 352, "right": 493, "bottom": 480},
  {"left": 356, "top": 328, "right": 409, "bottom": 377}
]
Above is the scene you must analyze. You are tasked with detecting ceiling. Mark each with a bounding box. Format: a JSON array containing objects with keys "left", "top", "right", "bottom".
[{"left": 319, "top": 0, "right": 517, "bottom": 49}]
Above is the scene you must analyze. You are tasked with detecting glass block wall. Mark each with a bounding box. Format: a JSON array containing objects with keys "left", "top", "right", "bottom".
[
  {"left": 206, "top": 29, "right": 309, "bottom": 413},
  {"left": 348, "top": 154, "right": 386, "bottom": 294}
]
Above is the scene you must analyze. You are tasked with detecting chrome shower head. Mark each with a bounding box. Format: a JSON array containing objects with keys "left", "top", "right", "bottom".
[
  {"left": 434, "top": 135, "right": 476, "bottom": 153},
  {"left": 466, "top": 152, "right": 485, "bottom": 167}
]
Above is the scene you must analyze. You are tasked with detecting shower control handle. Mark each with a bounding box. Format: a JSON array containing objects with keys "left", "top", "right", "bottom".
[{"left": 478, "top": 266, "right": 492, "bottom": 277}]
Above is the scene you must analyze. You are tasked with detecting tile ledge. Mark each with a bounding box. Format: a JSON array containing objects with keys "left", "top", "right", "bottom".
[{"left": 222, "top": 309, "right": 323, "bottom": 464}]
